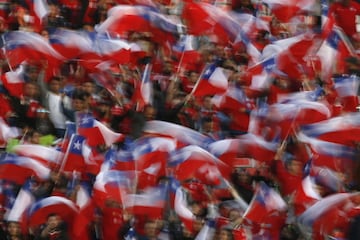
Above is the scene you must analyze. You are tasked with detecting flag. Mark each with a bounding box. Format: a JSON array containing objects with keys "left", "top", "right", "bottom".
[
  {"left": 143, "top": 120, "right": 212, "bottom": 148},
  {"left": 181, "top": 1, "right": 241, "bottom": 44},
  {"left": 0, "top": 154, "right": 51, "bottom": 184},
  {"left": 49, "top": 28, "right": 94, "bottom": 59},
  {"left": 207, "top": 139, "right": 259, "bottom": 167},
  {"left": 300, "top": 113, "right": 360, "bottom": 146},
  {"left": 244, "top": 57, "right": 276, "bottom": 95},
  {"left": 169, "top": 145, "right": 231, "bottom": 186},
  {"left": 243, "top": 182, "right": 287, "bottom": 238},
  {"left": 191, "top": 62, "right": 229, "bottom": 97},
  {"left": 94, "top": 36, "right": 132, "bottom": 64},
  {"left": 77, "top": 113, "right": 125, "bottom": 147},
  {"left": 132, "top": 136, "right": 176, "bottom": 189},
  {"left": 297, "top": 192, "right": 360, "bottom": 240},
  {"left": 211, "top": 84, "right": 255, "bottom": 112},
  {"left": 135, "top": 63, "right": 153, "bottom": 111},
  {"left": 125, "top": 184, "right": 168, "bottom": 219},
  {"left": 0, "top": 118, "right": 20, "bottom": 145},
  {"left": 195, "top": 219, "right": 216, "bottom": 240},
  {"left": 316, "top": 27, "right": 355, "bottom": 82},
  {"left": 172, "top": 35, "right": 200, "bottom": 68},
  {"left": 6, "top": 179, "right": 35, "bottom": 223},
  {"left": 12, "top": 144, "right": 63, "bottom": 167},
  {"left": 27, "top": 196, "right": 79, "bottom": 227},
  {"left": 1, "top": 66, "right": 25, "bottom": 98},
  {"left": 72, "top": 182, "right": 96, "bottom": 239},
  {"left": 333, "top": 75, "right": 360, "bottom": 112},
  {"left": 95, "top": 5, "right": 180, "bottom": 44},
  {"left": 27, "top": 0, "right": 49, "bottom": 31},
  {"left": 174, "top": 186, "right": 195, "bottom": 232},
  {"left": 262, "top": 0, "right": 317, "bottom": 23},
  {"left": 297, "top": 132, "right": 355, "bottom": 172},
  {"left": 93, "top": 170, "right": 135, "bottom": 208},
  {"left": 208, "top": 133, "right": 278, "bottom": 164},
  {"left": 60, "top": 134, "right": 87, "bottom": 173},
  {"left": 3, "top": 31, "right": 64, "bottom": 68}
]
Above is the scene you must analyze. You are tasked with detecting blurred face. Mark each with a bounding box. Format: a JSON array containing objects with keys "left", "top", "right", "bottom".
[
  {"left": 144, "top": 105, "right": 156, "bottom": 120},
  {"left": 72, "top": 98, "right": 86, "bottom": 112},
  {"left": 47, "top": 215, "right": 61, "bottom": 230},
  {"left": 49, "top": 79, "right": 62, "bottom": 93},
  {"left": 7, "top": 222, "right": 21, "bottom": 237},
  {"left": 228, "top": 209, "right": 241, "bottom": 222},
  {"left": 82, "top": 82, "right": 95, "bottom": 94},
  {"left": 24, "top": 82, "right": 39, "bottom": 98},
  {"left": 219, "top": 229, "right": 233, "bottom": 240},
  {"left": 144, "top": 221, "right": 158, "bottom": 238},
  {"left": 287, "top": 160, "right": 303, "bottom": 176}
]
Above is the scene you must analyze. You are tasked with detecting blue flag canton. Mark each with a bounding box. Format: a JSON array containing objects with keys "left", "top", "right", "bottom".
[
  {"left": 202, "top": 63, "right": 218, "bottom": 80},
  {"left": 77, "top": 113, "right": 95, "bottom": 129},
  {"left": 327, "top": 30, "right": 341, "bottom": 49},
  {"left": 69, "top": 135, "right": 85, "bottom": 155},
  {"left": 254, "top": 182, "right": 272, "bottom": 207},
  {"left": 262, "top": 57, "right": 276, "bottom": 73}
]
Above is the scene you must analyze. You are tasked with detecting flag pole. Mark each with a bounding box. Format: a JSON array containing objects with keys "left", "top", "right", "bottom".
[{"left": 1, "top": 35, "right": 13, "bottom": 72}]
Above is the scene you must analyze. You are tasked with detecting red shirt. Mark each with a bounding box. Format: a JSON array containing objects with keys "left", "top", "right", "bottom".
[{"left": 329, "top": 1, "right": 360, "bottom": 37}]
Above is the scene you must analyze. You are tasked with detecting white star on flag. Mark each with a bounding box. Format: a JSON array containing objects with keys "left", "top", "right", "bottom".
[{"left": 73, "top": 140, "right": 82, "bottom": 150}]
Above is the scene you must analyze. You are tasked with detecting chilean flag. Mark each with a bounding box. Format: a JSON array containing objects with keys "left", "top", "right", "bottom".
[
  {"left": 3, "top": 31, "right": 64, "bottom": 68},
  {"left": 174, "top": 186, "right": 195, "bottom": 232},
  {"left": 0, "top": 118, "right": 20, "bottom": 146},
  {"left": 1, "top": 66, "right": 25, "bottom": 98},
  {"left": 12, "top": 144, "right": 63, "bottom": 167},
  {"left": 60, "top": 134, "right": 87, "bottom": 173},
  {"left": 143, "top": 120, "right": 212, "bottom": 148},
  {"left": 333, "top": 75, "right": 360, "bottom": 112},
  {"left": 93, "top": 170, "right": 135, "bottom": 208},
  {"left": 191, "top": 62, "right": 229, "bottom": 97},
  {"left": 6, "top": 179, "right": 35, "bottom": 223},
  {"left": 243, "top": 181, "right": 287, "bottom": 239},
  {"left": 77, "top": 113, "right": 125, "bottom": 147},
  {"left": 300, "top": 113, "right": 360, "bottom": 146},
  {"left": 49, "top": 28, "right": 94, "bottom": 59},
  {"left": 262, "top": 0, "right": 317, "bottom": 23},
  {"left": 26, "top": 196, "right": 79, "bottom": 227},
  {"left": 0, "top": 154, "right": 51, "bottom": 185},
  {"left": 125, "top": 184, "right": 168, "bottom": 219},
  {"left": 169, "top": 145, "right": 231, "bottom": 186},
  {"left": 135, "top": 63, "right": 153, "bottom": 111}
]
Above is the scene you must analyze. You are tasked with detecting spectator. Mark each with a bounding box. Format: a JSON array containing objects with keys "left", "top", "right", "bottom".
[
  {"left": 329, "top": 0, "right": 360, "bottom": 38},
  {"left": 36, "top": 213, "right": 70, "bottom": 240},
  {"left": 5, "top": 221, "right": 24, "bottom": 240}
]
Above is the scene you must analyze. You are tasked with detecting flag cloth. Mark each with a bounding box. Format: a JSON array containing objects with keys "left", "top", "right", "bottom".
[
  {"left": 12, "top": 144, "right": 63, "bottom": 167},
  {"left": 60, "top": 134, "right": 87, "bottom": 173},
  {"left": 125, "top": 184, "right": 168, "bottom": 219},
  {"left": 0, "top": 154, "right": 50, "bottom": 184},
  {"left": 27, "top": 196, "right": 79, "bottom": 227},
  {"left": 6, "top": 179, "right": 35, "bottom": 223},
  {"left": 134, "top": 63, "right": 153, "bottom": 111},
  {"left": 1, "top": 66, "right": 25, "bottom": 98},
  {"left": 191, "top": 63, "right": 229, "bottom": 97},
  {"left": 77, "top": 113, "right": 125, "bottom": 147},
  {"left": 0, "top": 118, "right": 20, "bottom": 146},
  {"left": 243, "top": 181, "right": 287, "bottom": 239}
]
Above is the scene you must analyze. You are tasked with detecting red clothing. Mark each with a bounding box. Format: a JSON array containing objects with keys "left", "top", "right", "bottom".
[
  {"left": 0, "top": 94, "right": 13, "bottom": 120},
  {"left": 329, "top": 1, "right": 360, "bottom": 38},
  {"left": 273, "top": 160, "right": 303, "bottom": 198},
  {"left": 102, "top": 207, "right": 125, "bottom": 240},
  {"left": 292, "top": 177, "right": 321, "bottom": 216}
]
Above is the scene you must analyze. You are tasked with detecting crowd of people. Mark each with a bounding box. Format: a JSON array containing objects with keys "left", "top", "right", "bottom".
[{"left": 0, "top": 0, "right": 360, "bottom": 239}]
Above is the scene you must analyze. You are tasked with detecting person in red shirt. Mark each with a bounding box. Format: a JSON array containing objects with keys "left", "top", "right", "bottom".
[{"left": 329, "top": 0, "right": 360, "bottom": 39}]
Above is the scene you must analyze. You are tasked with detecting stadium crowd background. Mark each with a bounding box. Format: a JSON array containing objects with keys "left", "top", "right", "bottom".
[{"left": 0, "top": 0, "right": 360, "bottom": 239}]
